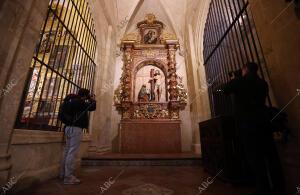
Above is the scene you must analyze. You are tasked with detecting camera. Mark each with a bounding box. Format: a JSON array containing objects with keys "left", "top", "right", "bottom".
[
  {"left": 87, "top": 93, "right": 95, "bottom": 100},
  {"left": 228, "top": 69, "right": 242, "bottom": 78}
]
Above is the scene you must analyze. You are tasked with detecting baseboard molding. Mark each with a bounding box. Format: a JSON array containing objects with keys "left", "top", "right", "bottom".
[
  {"left": 12, "top": 129, "right": 63, "bottom": 144},
  {"left": 192, "top": 143, "right": 202, "bottom": 155},
  {"left": 11, "top": 129, "right": 91, "bottom": 144},
  {"left": 88, "top": 145, "right": 111, "bottom": 156}
]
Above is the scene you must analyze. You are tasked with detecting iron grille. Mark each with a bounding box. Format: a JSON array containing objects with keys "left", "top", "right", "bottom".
[
  {"left": 15, "top": 0, "right": 97, "bottom": 131},
  {"left": 203, "top": 0, "right": 271, "bottom": 117}
]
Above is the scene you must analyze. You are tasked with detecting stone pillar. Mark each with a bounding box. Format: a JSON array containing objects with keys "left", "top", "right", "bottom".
[
  {"left": 0, "top": 0, "right": 49, "bottom": 186},
  {"left": 89, "top": 25, "right": 115, "bottom": 155}
]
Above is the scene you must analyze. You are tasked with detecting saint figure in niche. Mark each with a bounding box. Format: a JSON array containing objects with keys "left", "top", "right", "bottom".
[{"left": 138, "top": 84, "right": 149, "bottom": 102}]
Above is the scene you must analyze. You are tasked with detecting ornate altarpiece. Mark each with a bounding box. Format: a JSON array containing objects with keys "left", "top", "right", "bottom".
[{"left": 114, "top": 14, "right": 187, "bottom": 153}]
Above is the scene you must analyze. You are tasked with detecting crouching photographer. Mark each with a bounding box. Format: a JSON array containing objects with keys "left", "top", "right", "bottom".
[{"left": 58, "top": 88, "right": 96, "bottom": 185}]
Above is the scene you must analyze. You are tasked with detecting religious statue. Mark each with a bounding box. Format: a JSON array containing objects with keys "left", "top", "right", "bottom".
[
  {"left": 138, "top": 84, "right": 149, "bottom": 102},
  {"left": 148, "top": 69, "right": 163, "bottom": 102},
  {"left": 154, "top": 70, "right": 163, "bottom": 101}
]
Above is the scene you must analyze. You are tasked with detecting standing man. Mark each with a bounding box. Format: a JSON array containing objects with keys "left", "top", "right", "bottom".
[
  {"left": 59, "top": 88, "right": 96, "bottom": 185},
  {"left": 223, "top": 62, "right": 285, "bottom": 195}
]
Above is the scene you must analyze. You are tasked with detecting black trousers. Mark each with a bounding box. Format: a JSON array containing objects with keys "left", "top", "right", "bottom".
[{"left": 238, "top": 120, "right": 285, "bottom": 195}]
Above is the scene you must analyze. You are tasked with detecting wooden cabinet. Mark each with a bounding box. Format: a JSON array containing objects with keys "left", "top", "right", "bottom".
[{"left": 199, "top": 116, "right": 248, "bottom": 183}]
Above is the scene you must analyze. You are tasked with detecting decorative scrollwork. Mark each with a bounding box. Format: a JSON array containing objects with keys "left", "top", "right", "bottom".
[
  {"left": 121, "top": 33, "right": 138, "bottom": 41},
  {"left": 171, "top": 111, "right": 179, "bottom": 119},
  {"left": 177, "top": 76, "right": 188, "bottom": 104},
  {"left": 141, "top": 104, "right": 161, "bottom": 119},
  {"left": 114, "top": 84, "right": 123, "bottom": 105},
  {"left": 133, "top": 104, "right": 170, "bottom": 119},
  {"left": 162, "top": 32, "right": 178, "bottom": 40}
]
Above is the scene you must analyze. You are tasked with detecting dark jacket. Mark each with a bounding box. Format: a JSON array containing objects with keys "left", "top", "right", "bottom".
[
  {"left": 69, "top": 96, "right": 96, "bottom": 129},
  {"left": 223, "top": 72, "right": 269, "bottom": 123}
]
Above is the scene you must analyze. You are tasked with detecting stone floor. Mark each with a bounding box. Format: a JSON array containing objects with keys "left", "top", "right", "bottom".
[{"left": 15, "top": 166, "right": 254, "bottom": 195}]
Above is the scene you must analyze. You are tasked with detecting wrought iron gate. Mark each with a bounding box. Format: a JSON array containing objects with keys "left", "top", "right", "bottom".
[
  {"left": 15, "top": 0, "right": 97, "bottom": 131},
  {"left": 203, "top": 0, "right": 270, "bottom": 117}
]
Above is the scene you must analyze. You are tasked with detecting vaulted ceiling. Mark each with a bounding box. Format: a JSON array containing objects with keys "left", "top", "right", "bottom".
[{"left": 115, "top": 0, "right": 187, "bottom": 43}]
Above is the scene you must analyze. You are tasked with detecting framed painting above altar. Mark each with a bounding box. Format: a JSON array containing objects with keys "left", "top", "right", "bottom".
[{"left": 143, "top": 29, "right": 159, "bottom": 44}]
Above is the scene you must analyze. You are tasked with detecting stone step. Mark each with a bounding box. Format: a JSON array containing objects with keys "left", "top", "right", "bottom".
[{"left": 81, "top": 153, "right": 202, "bottom": 166}]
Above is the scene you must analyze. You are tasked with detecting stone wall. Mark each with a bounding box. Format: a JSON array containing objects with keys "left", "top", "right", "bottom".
[
  {"left": 9, "top": 130, "right": 91, "bottom": 192},
  {"left": 0, "top": 0, "right": 50, "bottom": 187},
  {"left": 88, "top": 0, "right": 117, "bottom": 155},
  {"left": 184, "top": 0, "right": 212, "bottom": 154}
]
